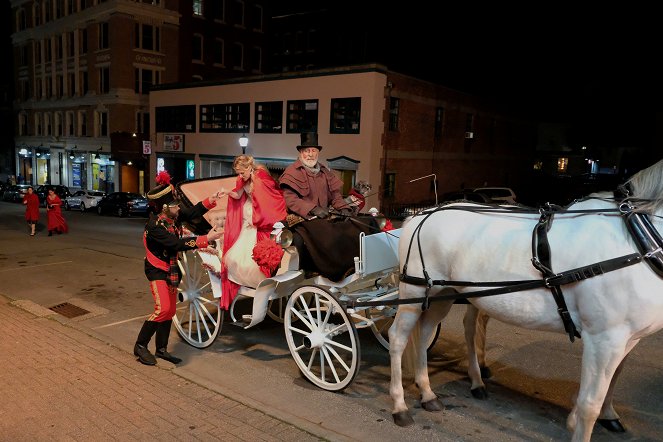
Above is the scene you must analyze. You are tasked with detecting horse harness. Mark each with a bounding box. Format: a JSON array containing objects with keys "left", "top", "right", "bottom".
[{"left": 382, "top": 190, "right": 663, "bottom": 343}]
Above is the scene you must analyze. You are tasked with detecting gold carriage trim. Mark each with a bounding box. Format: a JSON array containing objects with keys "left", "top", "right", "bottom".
[{"left": 185, "top": 239, "right": 196, "bottom": 247}]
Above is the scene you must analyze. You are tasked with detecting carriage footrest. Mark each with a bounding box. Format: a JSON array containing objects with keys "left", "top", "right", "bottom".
[{"left": 230, "top": 314, "right": 253, "bottom": 327}]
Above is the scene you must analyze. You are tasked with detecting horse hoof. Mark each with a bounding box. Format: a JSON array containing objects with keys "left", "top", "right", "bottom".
[
  {"left": 421, "top": 398, "right": 444, "bottom": 412},
  {"left": 392, "top": 411, "right": 415, "bottom": 427},
  {"left": 597, "top": 419, "right": 626, "bottom": 433},
  {"left": 471, "top": 387, "right": 488, "bottom": 399},
  {"left": 480, "top": 367, "right": 492, "bottom": 379}
]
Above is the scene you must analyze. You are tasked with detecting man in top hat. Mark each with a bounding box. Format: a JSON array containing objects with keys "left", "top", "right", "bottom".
[
  {"left": 279, "top": 132, "right": 349, "bottom": 219},
  {"left": 134, "top": 170, "right": 223, "bottom": 366}
]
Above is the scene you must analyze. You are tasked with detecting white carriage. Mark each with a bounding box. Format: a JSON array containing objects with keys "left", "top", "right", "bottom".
[{"left": 172, "top": 176, "right": 437, "bottom": 391}]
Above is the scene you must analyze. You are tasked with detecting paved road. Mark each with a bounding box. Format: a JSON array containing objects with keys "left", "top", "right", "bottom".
[{"left": 1, "top": 201, "right": 662, "bottom": 441}]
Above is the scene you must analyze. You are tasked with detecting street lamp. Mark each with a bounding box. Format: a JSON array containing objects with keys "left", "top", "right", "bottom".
[{"left": 239, "top": 134, "right": 249, "bottom": 154}]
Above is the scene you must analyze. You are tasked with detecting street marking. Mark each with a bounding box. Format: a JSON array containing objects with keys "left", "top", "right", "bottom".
[
  {"left": 94, "top": 315, "right": 148, "bottom": 328},
  {"left": 0, "top": 261, "right": 73, "bottom": 272}
]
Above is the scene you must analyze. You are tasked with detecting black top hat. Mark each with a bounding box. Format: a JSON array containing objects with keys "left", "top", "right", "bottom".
[{"left": 297, "top": 132, "right": 322, "bottom": 151}]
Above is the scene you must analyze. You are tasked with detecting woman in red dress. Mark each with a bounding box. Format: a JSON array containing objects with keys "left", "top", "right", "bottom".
[
  {"left": 46, "top": 188, "right": 68, "bottom": 236},
  {"left": 22, "top": 186, "right": 40, "bottom": 236}
]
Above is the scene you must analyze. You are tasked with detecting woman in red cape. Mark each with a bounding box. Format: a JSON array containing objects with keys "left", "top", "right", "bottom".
[
  {"left": 23, "top": 185, "right": 40, "bottom": 236},
  {"left": 46, "top": 188, "right": 69, "bottom": 236},
  {"left": 220, "top": 155, "right": 286, "bottom": 310}
]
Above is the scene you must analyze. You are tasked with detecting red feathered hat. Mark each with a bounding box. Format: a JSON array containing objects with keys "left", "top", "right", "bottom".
[{"left": 147, "top": 170, "right": 176, "bottom": 211}]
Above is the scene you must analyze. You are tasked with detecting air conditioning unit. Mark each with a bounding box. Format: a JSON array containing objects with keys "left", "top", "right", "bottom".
[{"left": 465, "top": 131, "right": 474, "bottom": 139}]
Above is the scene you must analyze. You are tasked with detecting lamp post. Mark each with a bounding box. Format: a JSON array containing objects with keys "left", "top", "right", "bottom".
[{"left": 239, "top": 134, "right": 249, "bottom": 154}]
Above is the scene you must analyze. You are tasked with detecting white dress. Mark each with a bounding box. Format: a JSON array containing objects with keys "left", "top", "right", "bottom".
[{"left": 224, "top": 194, "right": 265, "bottom": 288}]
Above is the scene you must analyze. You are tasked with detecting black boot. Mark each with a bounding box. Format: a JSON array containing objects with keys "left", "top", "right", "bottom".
[
  {"left": 134, "top": 320, "right": 158, "bottom": 365},
  {"left": 155, "top": 320, "right": 182, "bottom": 364}
]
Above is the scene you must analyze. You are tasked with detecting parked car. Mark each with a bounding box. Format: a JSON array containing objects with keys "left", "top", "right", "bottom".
[
  {"left": 36, "top": 184, "right": 72, "bottom": 207},
  {"left": 473, "top": 187, "right": 517, "bottom": 204},
  {"left": 97, "top": 192, "right": 149, "bottom": 217},
  {"left": 2, "top": 184, "right": 31, "bottom": 202},
  {"left": 64, "top": 190, "right": 106, "bottom": 212},
  {"left": 441, "top": 190, "right": 492, "bottom": 203}
]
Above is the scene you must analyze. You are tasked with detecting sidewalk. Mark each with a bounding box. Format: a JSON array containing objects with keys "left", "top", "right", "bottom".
[{"left": 0, "top": 294, "right": 323, "bottom": 442}]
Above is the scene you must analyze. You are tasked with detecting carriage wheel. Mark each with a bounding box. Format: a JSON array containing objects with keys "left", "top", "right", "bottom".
[
  {"left": 173, "top": 250, "right": 223, "bottom": 348},
  {"left": 284, "top": 285, "right": 360, "bottom": 391},
  {"left": 365, "top": 307, "right": 441, "bottom": 352}
]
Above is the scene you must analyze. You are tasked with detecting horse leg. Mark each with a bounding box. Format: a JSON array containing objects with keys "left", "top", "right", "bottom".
[
  {"left": 416, "top": 299, "right": 454, "bottom": 412},
  {"left": 566, "top": 334, "right": 629, "bottom": 442},
  {"left": 463, "top": 304, "right": 488, "bottom": 399},
  {"left": 596, "top": 341, "right": 637, "bottom": 432},
  {"left": 389, "top": 304, "right": 422, "bottom": 426},
  {"left": 475, "top": 310, "right": 491, "bottom": 378}
]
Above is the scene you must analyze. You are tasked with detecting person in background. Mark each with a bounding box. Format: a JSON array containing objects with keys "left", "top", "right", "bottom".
[
  {"left": 219, "top": 155, "right": 287, "bottom": 310},
  {"left": 23, "top": 185, "right": 40, "bottom": 236},
  {"left": 46, "top": 188, "right": 68, "bottom": 236},
  {"left": 134, "top": 170, "right": 223, "bottom": 366}
]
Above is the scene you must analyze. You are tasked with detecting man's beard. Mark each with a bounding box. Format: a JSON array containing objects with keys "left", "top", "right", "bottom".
[{"left": 301, "top": 158, "right": 318, "bottom": 168}]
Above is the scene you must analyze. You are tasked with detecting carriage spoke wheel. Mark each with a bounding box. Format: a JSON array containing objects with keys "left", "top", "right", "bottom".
[
  {"left": 365, "top": 307, "right": 441, "bottom": 352},
  {"left": 173, "top": 250, "right": 223, "bottom": 348},
  {"left": 285, "top": 285, "right": 360, "bottom": 391}
]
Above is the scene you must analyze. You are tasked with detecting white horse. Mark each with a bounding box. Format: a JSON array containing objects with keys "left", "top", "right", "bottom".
[{"left": 389, "top": 159, "right": 663, "bottom": 442}]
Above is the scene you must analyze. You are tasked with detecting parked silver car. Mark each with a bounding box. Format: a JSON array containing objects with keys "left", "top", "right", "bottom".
[{"left": 64, "top": 190, "right": 106, "bottom": 212}]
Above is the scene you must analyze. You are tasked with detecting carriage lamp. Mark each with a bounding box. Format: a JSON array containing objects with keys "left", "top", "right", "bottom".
[
  {"left": 239, "top": 134, "right": 249, "bottom": 154},
  {"left": 271, "top": 222, "right": 293, "bottom": 248}
]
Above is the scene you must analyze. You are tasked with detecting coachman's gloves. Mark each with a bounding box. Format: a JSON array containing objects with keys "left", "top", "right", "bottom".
[{"left": 310, "top": 206, "right": 329, "bottom": 219}]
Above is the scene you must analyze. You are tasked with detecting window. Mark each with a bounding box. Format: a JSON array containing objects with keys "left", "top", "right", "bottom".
[
  {"left": 255, "top": 101, "right": 282, "bottom": 133},
  {"left": 384, "top": 173, "right": 395, "bottom": 197},
  {"left": 67, "top": 73, "right": 75, "bottom": 96},
  {"left": 55, "top": 0, "right": 63, "bottom": 18},
  {"left": 19, "top": 79, "right": 30, "bottom": 101},
  {"left": 80, "top": 70, "right": 88, "bottom": 95},
  {"left": 286, "top": 99, "right": 318, "bottom": 133},
  {"left": 193, "top": 0, "right": 203, "bottom": 16},
  {"left": 134, "top": 67, "right": 160, "bottom": 94},
  {"left": 56, "top": 75, "right": 63, "bottom": 97},
  {"left": 79, "top": 111, "right": 88, "bottom": 136},
  {"left": 98, "top": 22, "right": 109, "bottom": 50},
  {"left": 97, "top": 111, "right": 108, "bottom": 137},
  {"left": 35, "top": 113, "right": 42, "bottom": 135},
  {"left": 19, "top": 45, "right": 28, "bottom": 66},
  {"left": 200, "top": 103, "right": 250, "bottom": 132},
  {"left": 388, "top": 97, "right": 399, "bottom": 131},
  {"left": 136, "top": 111, "right": 149, "bottom": 135},
  {"left": 67, "top": 32, "right": 75, "bottom": 57},
  {"left": 231, "top": 0, "right": 244, "bottom": 27},
  {"left": 557, "top": 157, "right": 568, "bottom": 173},
  {"left": 252, "top": 4, "right": 263, "bottom": 31},
  {"left": 155, "top": 105, "right": 196, "bottom": 132},
  {"left": 192, "top": 34, "right": 203, "bottom": 61},
  {"left": 19, "top": 114, "right": 28, "bottom": 136},
  {"left": 67, "top": 0, "right": 75, "bottom": 15},
  {"left": 34, "top": 4, "right": 41, "bottom": 26},
  {"left": 434, "top": 107, "right": 444, "bottom": 139},
  {"left": 99, "top": 66, "right": 110, "bottom": 93},
  {"left": 232, "top": 42, "right": 243, "bottom": 70},
  {"left": 45, "top": 38, "right": 52, "bottom": 62},
  {"left": 55, "top": 112, "right": 63, "bottom": 136},
  {"left": 17, "top": 9, "right": 27, "bottom": 31},
  {"left": 44, "top": 113, "right": 52, "bottom": 135},
  {"left": 213, "top": 0, "right": 225, "bottom": 21},
  {"left": 35, "top": 77, "right": 42, "bottom": 99},
  {"left": 330, "top": 97, "right": 361, "bottom": 134},
  {"left": 66, "top": 111, "right": 74, "bottom": 136},
  {"left": 44, "top": 1, "right": 51, "bottom": 22},
  {"left": 213, "top": 38, "right": 224, "bottom": 65},
  {"left": 250, "top": 46, "right": 261, "bottom": 72},
  {"left": 135, "top": 24, "right": 160, "bottom": 51},
  {"left": 80, "top": 28, "right": 87, "bottom": 54},
  {"left": 45, "top": 76, "right": 52, "bottom": 98}
]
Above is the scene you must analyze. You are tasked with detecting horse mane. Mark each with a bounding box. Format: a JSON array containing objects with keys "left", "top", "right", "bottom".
[{"left": 625, "top": 159, "right": 663, "bottom": 214}]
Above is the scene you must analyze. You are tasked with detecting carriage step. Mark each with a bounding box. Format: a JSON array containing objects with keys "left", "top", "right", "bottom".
[{"left": 230, "top": 315, "right": 253, "bottom": 327}]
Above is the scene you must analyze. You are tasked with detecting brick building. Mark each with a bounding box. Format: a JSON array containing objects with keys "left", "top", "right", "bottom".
[
  {"left": 10, "top": 0, "right": 268, "bottom": 193},
  {"left": 149, "top": 64, "right": 536, "bottom": 212}
]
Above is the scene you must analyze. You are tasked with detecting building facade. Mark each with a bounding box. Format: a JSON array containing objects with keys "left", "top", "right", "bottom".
[
  {"left": 10, "top": 0, "right": 268, "bottom": 193},
  {"left": 149, "top": 64, "right": 536, "bottom": 212}
]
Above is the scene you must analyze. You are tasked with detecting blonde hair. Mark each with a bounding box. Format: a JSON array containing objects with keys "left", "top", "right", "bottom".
[{"left": 233, "top": 155, "right": 255, "bottom": 172}]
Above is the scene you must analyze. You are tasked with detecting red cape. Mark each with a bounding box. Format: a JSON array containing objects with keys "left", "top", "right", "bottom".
[
  {"left": 23, "top": 193, "right": 40, "bottom": 221},
  {"left": 220, "top": 168, "right": 286, "bottom": 309}
]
